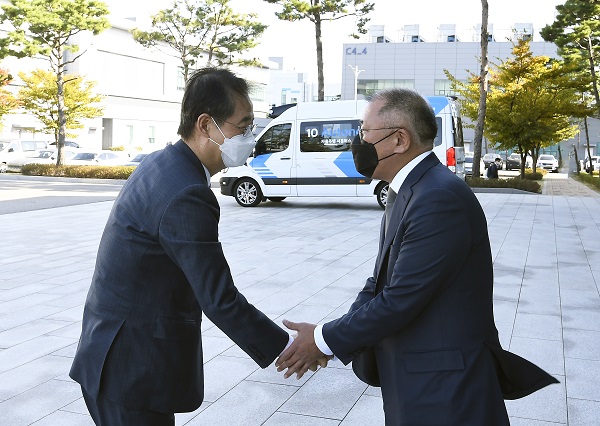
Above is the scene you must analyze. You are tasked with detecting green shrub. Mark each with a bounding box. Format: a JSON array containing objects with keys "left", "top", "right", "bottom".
[
  {"left": 574, "top": 171, "right": 600, "bottom": 190},
  {"left": 21, "top": 164, "right": 135, "bottom": 179},
  {"left": 466, "top": 176, "right": 541, "bottom": 193},
  {"left": 523, "top": 171, "right": 544, "bottom": 180}
]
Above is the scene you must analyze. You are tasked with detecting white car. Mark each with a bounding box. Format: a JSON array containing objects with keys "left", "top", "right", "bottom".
[
  {"left": 6, "top": 149, "right": 77, "bottom": 172},
  {"left": 536, "top": 154, "right": 559, "bottom": 173},
  {"left": 64, "top": 150, "right": 126, "bottom": 166},
  {"left": 0, "top": 139, "right": 50, "bottom": 172},
  {"left": 584, "top": 156, "right": 600, "bottom": 172}
]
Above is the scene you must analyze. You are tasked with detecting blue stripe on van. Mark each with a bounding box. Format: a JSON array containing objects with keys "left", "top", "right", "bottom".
[
  {"left": 427, "top": 97, "right": 450, "bottom": 115},
  {"left": 333, "top": 152, "right": 363, "bottom": 177},
  {"left": 249, "top": 154, "right": 277, "bottom": 178}
]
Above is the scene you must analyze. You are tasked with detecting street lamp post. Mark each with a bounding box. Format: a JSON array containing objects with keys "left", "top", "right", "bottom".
[{"left": 348, "top": 65, "right": 364, "bottom": 101}]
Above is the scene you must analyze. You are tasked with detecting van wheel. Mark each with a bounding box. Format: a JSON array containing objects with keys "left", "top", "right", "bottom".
[
  {"left": 0, "top": 163, "right": 7, "bottom": 173},
  {"left": 267, "top": 197, "right": 286, "bottom": 202},
  {"left": 234, "top": 178, "right": 263, "bottom": 207},
  {"left": 376, "top": 182, "right": 389, "bottom": 209}
]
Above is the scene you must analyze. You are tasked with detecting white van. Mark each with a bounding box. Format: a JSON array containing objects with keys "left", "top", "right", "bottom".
[
  {"left": 219, "top": 97, "right": 465, "bottom": 208},
  {"left": 0, "top": 139, "right": 50, "bottom": 172}
]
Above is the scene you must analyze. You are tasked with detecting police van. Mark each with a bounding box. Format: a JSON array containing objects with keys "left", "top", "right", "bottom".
[{"left": 219, "top": 97, "right": 465, "bottom": 208}]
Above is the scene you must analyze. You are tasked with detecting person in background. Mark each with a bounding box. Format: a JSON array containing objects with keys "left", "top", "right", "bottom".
[{"left": 487, "top": 157, "right": 502, "bottom": 179}]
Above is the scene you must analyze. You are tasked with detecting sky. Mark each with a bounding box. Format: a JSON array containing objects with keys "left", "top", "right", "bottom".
[{"left": 105, "top": 0, "right": 565, "bottom": 84}]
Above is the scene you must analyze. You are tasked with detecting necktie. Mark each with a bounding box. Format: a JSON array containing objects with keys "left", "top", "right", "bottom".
[{"left": 385, "top": 188, "right": 397, "bottom": 233}]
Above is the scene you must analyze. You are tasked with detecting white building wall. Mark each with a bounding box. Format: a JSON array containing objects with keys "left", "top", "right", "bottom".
[{"left": 0, "top": 14, "right": 270, "bottom": 152}]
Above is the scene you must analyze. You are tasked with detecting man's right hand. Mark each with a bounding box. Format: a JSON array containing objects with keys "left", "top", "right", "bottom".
[{"left": 276, "top": 320, "right": 325, "bottom": 379}]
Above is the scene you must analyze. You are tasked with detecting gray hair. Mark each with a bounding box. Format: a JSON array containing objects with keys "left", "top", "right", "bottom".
[{"left": 368, "top": 89, "right": 437, "bottom": 149}]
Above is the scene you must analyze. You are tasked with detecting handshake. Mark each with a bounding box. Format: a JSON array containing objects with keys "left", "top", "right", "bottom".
[{"left": 275, "top": 319, "right": 333, "bottom": 379}]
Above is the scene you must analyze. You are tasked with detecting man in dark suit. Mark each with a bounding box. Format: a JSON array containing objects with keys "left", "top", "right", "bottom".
[
  {"left": 487, "top": 157, "right": 501, "bottom": 179},
  {"left": 276, "top": 89, "right": 558, "bottom": 425},
  {"left": 70, "top": 67, "right": 293, "bottom": 425}
]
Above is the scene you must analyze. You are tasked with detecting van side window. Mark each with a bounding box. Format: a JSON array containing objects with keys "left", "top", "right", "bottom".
[
  {"left": 255, "top": 123, "right": 291, "bottom": 155},
  {"left": 434, "top": 117, "right": 442, "bottom": 147},
  {"left": 300, "top": 120, "right": 359, "bottom": 153}
]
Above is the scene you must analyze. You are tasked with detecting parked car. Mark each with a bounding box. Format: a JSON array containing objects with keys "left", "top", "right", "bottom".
[
  {"left": 482, "top": 153, "right": 503, "bottom": 170},
  {"left": 49, "top": 140, "right": 81, "bottom": 148},
  {"left": 464, "top": 153, "right": 484, "bottom": 177},
  {"left": 6, "top": 149, "right": 77, "bottom": 172},
  {"left": 584, "top": 156, "right": 600, "bottom": 172},
  {"left": 505, "top": 153, "right": 522, "bottom": 170},
  {"left": 0, "top": 139, "right": 50, "bottom": 172},
  {"left": 122, "top": 152, "right": 150, "bottom": 167},
  {"left": 64, "top": 150, "right": 126, "bottom": 166},
  {"left": 536, "top": 154, "right": 559, "bottom": 173}
]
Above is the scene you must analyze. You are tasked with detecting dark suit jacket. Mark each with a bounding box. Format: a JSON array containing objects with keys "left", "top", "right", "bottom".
[
  {"left": 70, "top": 140, "right": 288, "bottom": 413},
  {"left": 323, "top": 153, "right": 557, "bottom": 425}
]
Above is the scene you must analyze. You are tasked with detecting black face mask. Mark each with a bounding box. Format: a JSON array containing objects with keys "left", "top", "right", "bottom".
[{"left": 351, "top": 131, "right": 397, "bottom": 178}]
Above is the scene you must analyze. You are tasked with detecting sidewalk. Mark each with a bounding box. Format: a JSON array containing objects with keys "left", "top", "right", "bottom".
[{"left": 0, "top": 174, "right": 599, "bottom": 425}]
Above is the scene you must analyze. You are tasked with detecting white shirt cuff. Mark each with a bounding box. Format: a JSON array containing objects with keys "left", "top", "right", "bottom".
[{"left": 314, "top": 324, "right": 334, "bottom": 356}]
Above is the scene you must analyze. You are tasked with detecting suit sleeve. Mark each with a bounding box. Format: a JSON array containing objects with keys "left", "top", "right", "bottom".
[
  {"left": 323, "top": 187, "right": 471, "bottom": 364},
  {"left": 158, "top": 184, "right": 289, "bottom": 368}
]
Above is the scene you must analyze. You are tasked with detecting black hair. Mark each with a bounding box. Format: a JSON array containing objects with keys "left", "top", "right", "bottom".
[{"left": 177, "top": 67, "right": 249, "bottom": 139}]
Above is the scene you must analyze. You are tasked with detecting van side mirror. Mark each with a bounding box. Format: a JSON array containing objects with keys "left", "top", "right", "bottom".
[{"left": 8, "top": 148, "right": 13, "bottom": 152}]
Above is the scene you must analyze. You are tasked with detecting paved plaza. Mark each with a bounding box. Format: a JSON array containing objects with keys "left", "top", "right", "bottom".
[{"left": 0, "top": 172, "right": 599, "bottom": 425}]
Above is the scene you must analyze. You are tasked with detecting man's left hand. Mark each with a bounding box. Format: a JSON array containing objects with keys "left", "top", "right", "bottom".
[{"left": 276, "top": 320, "right": 324, "bottom": 379}]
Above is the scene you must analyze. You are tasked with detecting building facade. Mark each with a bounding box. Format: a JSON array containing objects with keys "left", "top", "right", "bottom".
[
  {"left": 0, "top": 14, "right": 271, "bottom": 153},
  {"left": 339, "top": 24, "right": 600, "bottom": 163}
]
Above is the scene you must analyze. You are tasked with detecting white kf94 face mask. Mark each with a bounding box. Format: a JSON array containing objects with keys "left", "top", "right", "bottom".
[{"left": 209, "top": 117, "right": 256, "bottom": 168}]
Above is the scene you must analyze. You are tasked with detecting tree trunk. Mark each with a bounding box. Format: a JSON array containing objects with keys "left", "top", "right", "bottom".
[
  {"left": 314, "top": 11, "right": 324, "bottom": 102},
  {"left": 584, "top": 116, "right": 593, "bottom": 174},
  {"left": 586, "top": 36, "right": 600, "bottom": 116},
  {"left": 472, "top": 0, "right": 489, "bottom": 179},
  {"left": 56, "top": 45, "right": 66, "bottom": 166}
]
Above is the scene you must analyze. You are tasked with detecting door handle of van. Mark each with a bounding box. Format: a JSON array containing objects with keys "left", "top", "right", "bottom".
[{"left": 280, "top": 157, "right": 291, "bottom": 160}]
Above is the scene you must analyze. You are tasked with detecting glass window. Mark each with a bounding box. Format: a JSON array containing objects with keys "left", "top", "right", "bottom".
[
  {"left": 358, "top": 79, "right": 415, "bottom": 97},
  {"left": 177, "top": 67, "right": 186, "bottom": 91},
  {"left": 248, "top": 83, "right": 266, "bottom": 103},
  {"left": 254, "top": 123, "right": 292, "bottom": 155},
  {"left": 300, "top": 120, "right": 359, "bottom": 152},
  {"left": 434, "top": 117, "right": 442, "bottom": 147},
  {"left": 148, "top": 126, "right": 155, "bottom": 144},
  {"left": 434, "top": 79, "right": 461, "bottom": 96}
]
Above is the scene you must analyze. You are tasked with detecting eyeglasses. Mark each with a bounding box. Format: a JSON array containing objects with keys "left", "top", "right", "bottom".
[
  {"left": 222, "top": 120, "right": 257, "bottom": 137},
  {"left": 358, "top": 127, "right": 402, "bottom": 140}
]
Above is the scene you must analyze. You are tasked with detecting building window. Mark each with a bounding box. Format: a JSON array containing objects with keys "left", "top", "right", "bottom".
[
  {"left": 177, "top": 67, "right": 186, "bottom": 91},
  {"left": 434, "top": 79, "right": 458, "bottom": 96},
  {"left": 249, "top": 82, "right": 267, "bottom": 103},
  {"left": 148, "top": 126, "right": 155, "bottom": 144},
  {"left": 357, "top": 79, "right": 415, "bottom": 97},
  {"left": 126, "top": 125, "right": 134, "bottom": 146}
]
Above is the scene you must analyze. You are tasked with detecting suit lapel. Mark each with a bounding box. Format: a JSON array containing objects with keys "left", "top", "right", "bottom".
[{"left": 375, "top": 153, "right": 440, "bottom": 279}]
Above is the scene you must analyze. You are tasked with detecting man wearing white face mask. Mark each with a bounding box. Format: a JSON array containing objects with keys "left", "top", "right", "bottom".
[{"left": 69, "top": 67, "right": 315, "bottom": 425}]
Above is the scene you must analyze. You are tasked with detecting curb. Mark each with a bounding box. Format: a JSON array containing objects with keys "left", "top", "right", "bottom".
[{"left": 0, "top": 173, "right": 221, "bottom": 188}]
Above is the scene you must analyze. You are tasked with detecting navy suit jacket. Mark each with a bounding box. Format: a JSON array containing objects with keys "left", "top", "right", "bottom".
[
  {"left": 70, "top": 140, "right": 288, "bottom": 413},
  {"left": 323, "top": 153, "right": 557, "bottom": 425}
]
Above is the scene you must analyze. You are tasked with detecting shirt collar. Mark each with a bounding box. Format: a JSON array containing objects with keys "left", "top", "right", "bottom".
[
  {"left": 388, "top": 151, "right": 432, "bottom": 193},
  {"left": 202, "top": 165, "right": 211, "bottom": 185}
]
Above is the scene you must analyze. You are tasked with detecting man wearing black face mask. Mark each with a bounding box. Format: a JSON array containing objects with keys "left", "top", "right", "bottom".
[
  {"left": 275, "top": 88, "right": 558, "bottom": 425},
  {"left": 69, "top": 67, "right": 330, "bottom": 425}
]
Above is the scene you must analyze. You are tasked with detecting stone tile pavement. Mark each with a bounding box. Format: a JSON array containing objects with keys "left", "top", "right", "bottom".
[{"left": 0, "top": 172, "right": 599, "bottom": 425}]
